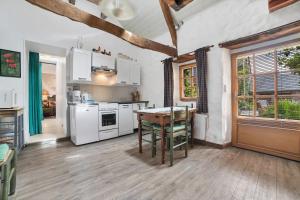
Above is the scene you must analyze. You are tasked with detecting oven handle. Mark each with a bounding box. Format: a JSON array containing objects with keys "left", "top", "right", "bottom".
[{"left": 100, "top": 111, "right": 117, "bottom": 115}]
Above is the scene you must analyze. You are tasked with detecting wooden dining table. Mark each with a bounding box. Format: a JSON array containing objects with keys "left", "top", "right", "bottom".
[{"left": 136, "top": 107, "right": 197, "bottom": 164}]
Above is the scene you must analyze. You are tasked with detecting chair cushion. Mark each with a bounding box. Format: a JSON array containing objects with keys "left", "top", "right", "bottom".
[
  {"left": 154, "top": 124, "right": 186, "bottom": 132},
  {"left": 142, "top": 120, "right": 153, "bottom": 127},
  {"left": 0, "top": 144, "right": 9, "bottom": 161}
]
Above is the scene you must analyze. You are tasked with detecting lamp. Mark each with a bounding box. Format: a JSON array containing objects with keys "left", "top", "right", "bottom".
[{"left": 99, "top": 0, "right": 137, "bottom": 21}]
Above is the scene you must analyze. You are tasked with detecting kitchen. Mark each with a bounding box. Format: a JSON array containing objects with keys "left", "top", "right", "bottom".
[
  {"left": 0, "top": 0, "right": 300, "bottom": 199},
  {"left": 67, "top": 47, "right": 149, "bottom": 145}
]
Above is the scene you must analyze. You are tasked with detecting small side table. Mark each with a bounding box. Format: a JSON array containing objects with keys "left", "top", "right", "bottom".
[{"left": 0, "top": 108, "right": 24, "bottom": 153}]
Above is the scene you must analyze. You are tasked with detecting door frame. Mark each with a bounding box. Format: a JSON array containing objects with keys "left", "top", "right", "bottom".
[{"left": 231, "top": 39, "right": 300, "bottom": 161}]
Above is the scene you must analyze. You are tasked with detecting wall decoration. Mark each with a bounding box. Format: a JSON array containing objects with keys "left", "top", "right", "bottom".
[{"left": 0, "top": 49, "right": 21, "bottom": 78}]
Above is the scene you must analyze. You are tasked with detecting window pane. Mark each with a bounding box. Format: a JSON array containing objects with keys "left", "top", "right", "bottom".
[
  {"left": 192, "top": 67, "right": 197, "bottom": 77},
  {"left": 278, "top": 96, "right": 300, "bottom": 120},
  {"left": 237, "top": 56, "right": 254, "bottom": 76},
  {"left": 256, "top": 73, "right": 275, "bottom": 95},
  {"left": 255, "top": 52, "right": 275, "bottom": 74},
  {"left": 183, "top": 68, "right": 191, "bottom": 78},
  {"left": 238, "top": 98, "right": 254, "bottom": 116},
  {"left": 238, "top": 76, "right": 253, "bottom": 96},
  {"left": 277, "top": 70, "right": 300, "bottom": 95},
  {"left": 183, "top": 78, "right": 192, "bottom": 97},
  {"left": 277, "top": 45, "right": 300, "bottom": 72},
  {"left": 256, "top": 97, "right": 275, "bottom": 118}
]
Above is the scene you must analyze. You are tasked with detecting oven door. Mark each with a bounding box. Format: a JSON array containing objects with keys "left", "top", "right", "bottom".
[{"left": 99, "top": 110, "right": 119, "bottom": 131}]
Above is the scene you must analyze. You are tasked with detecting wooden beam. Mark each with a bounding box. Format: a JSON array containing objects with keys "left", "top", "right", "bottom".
[
  {"left": 219, "top": 20, "right": 300, "bottom": 50},
  {"left": 25, "top": 0, "right": 177, "bottom": 57},
  {"left": 269, "top": 0, "right": 299, "bottom": 12},
  {"left": 160, "top": 0, "right": 178, "bottom": 49}
]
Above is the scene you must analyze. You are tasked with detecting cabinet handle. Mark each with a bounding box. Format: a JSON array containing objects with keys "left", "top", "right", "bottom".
[
  {"left": 121, "top": 81, "right": 127, "bottom": 84},
  {"left": 133, "top": 82, "right": 138, "bottom": 85},
  {"left": 78, "top": 77, "right": 87, "bottom": 80}
]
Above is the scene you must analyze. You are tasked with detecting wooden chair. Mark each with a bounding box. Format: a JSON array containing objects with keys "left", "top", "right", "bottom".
[
  {"left": 0, "top": 149, "right": 16, "bottom": 200},
  {"left": 141, "top": 104, "right": 160, "bottom": 157},
  {"left": 154, "top": 106, "right": 189, "bottom": 166}
]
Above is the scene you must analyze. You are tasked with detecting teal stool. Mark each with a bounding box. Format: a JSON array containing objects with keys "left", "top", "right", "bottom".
[{"left": 0, "top": 144, "right": 16, "bottom": 200}]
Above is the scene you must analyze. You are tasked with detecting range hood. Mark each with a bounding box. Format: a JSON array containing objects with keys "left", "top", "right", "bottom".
[{"left": 92, "top": 66, "right": 116, "bottom": 74}]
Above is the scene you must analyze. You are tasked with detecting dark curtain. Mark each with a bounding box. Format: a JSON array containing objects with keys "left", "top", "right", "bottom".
[
  {"left": 163, "top": 58, "right": 174, "bottom": 107},
  {"left": 29, "top": 52, "right": 43, "bottom": 135},
  {"left": 195, "top": 48, "right": 208, "bottom": 113}
]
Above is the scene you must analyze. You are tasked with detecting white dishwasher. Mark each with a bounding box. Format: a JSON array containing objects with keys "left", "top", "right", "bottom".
[
  {"left": 118, "top": 104, "right": 133, "bottom": 136},
  {"left": 70, "top": 104, "right": 99, "bottom": 145}
]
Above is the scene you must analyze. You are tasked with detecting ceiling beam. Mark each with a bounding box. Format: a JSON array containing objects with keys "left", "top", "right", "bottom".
[
  {"left": 25, "top": 0, "right": 177, "bottom": 57},
  {"left": 269, "top": 0, "right": 299, "bottom": 12},
  {"left": 160, "top": 0, "right": 178, "bottom": 50},
  {"left": 219, "top": 20, "right": 300, "bottom": 49}
]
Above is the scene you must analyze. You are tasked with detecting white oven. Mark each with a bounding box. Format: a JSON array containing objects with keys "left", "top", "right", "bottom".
[{"left": 98, "top": 103, "right": 119, "bottom": 131}]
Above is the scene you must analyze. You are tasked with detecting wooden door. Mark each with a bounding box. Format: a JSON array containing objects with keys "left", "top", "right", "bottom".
[{"left": 231, "top": 42, "right": 300, "bottom": 161}]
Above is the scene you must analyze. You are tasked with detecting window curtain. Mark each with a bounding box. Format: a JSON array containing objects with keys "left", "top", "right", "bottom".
[
  {"left": 163, "top": 58, "right": 174, "bottom": 107},
  {"left": 29, "top": 52, "right": 43, "bottom": 135},
  {"left": 195, "top": 48, "right": 208, "bottom": 113}
]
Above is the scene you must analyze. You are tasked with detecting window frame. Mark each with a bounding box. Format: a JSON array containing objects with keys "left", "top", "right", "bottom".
[
  {"left": 179, "top": 63, "right": 198, "bottom": 102},
  {"left": 234, "top": 40, "right": 300, "bottom": 122}
]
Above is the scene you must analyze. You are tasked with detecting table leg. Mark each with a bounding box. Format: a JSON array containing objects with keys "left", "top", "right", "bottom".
[
  {"left": 138, "top": 114, "right": 142, "bottom": 153},
  {"left": 191, "top": 112, "right": 194, "bottom": 148},
  {"left": 160, "top": 123, "right": 165, "bottom": 164}
]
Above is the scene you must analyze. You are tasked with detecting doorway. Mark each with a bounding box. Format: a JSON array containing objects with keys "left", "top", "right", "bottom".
[
  {"left": 29, "top": 53, "right": 66, "bottom": 143},
  {"left": 231, "top": 40, "right": 300, "bottom": 161}
]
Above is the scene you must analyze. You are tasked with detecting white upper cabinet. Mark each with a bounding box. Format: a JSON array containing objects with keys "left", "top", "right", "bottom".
[
  {"left": 116, "top": 57, "right": 141, "bottom": 86},
  {"left": 116, "top": 58, "right": 131, "bottom": 85},
  {"left": 130, "top": 63, "right": 141, "bottom": 86},
  {"left": 92, "top": 52, "right": 115, "bottom": 70},
  {"left": 68, "top": 48, "right": 92, "bottom": 82}
]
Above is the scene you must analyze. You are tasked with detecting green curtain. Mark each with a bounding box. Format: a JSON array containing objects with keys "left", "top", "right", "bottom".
[{"left": 29, "top": 52, "right": 43, "bottom": 135}]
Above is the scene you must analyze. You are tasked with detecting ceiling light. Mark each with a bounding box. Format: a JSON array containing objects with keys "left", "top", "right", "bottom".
[{"left": 99, "top": 0, "right": 137, "bottom": 21}]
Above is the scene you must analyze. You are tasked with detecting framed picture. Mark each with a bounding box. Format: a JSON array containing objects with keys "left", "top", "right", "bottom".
[{"left": 0, "top": 49, "right": 21, "bottom": 78}]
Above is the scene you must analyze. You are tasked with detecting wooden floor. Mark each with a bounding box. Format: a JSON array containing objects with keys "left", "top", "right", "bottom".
[{"left": 14, "top": 134, "right": 300, "bottom": 200}]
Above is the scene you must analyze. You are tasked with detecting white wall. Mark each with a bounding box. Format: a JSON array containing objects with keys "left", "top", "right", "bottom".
[
  {"left": 139, "top": 0, "right": 300, "bottom": 144},
  {"left": 0, "top": 0, "right": 141, "bottom": 143}
]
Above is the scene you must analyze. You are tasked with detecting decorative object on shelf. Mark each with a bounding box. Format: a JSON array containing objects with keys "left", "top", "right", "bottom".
[
  {"left": 131, "top": 90, "right": 140, "bottom": 102},
  {"left": 92, "top": 46, "right": 101, "bottom": 53},
  {"left": 0, "top": 49, "right": 21, "bottom": 78},
  {"left": 99, "top": 0, "right": 137, "bottom": 21},
  {"left": 92, "top": 46, "right": 111, "bottom": 56}
]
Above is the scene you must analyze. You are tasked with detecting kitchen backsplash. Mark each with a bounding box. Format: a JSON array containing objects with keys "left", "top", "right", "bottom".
[{"left": 79, "top": 85, "right": 138, "bottom": 102}]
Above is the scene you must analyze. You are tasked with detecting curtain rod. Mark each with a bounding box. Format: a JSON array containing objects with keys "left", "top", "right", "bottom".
[{"left": 161, "top": 45, "right": 214, "bottom": 63}]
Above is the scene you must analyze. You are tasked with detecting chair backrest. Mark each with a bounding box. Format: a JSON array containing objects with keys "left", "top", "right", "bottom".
[{"left": 169, "top": 106, "right": 189, "bottom": 132}]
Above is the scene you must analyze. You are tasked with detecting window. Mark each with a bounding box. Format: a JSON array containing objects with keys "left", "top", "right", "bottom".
[
  {"left": 236, "top": 42, "right": 300, "bottom": 120},
  {"left": 179, "top": 63, "right": 198, "bottom": 101}
]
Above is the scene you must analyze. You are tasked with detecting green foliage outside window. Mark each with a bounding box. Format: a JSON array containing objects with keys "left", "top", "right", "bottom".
[
  {"left": 260, "top": 99, "right": 300, "bottom": 120},
  {"left": 182, "top": 66, "right": 197, "bottom": 99}
]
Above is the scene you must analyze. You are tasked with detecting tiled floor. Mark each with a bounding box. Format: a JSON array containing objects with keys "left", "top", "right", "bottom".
[{"left": 28, "top": 118, "right": 65, "bottom": 143}]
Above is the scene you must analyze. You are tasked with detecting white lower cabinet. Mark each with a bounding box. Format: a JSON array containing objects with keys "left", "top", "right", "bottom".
[
  {"left": 119, "top": 104, "right": 133, "bottom": 136},
  {"left": 133, "top": 103, "right": 146, "bottom": 129},
  {"left": 99, "top": 129, "right": 119, "bottom": 141}
]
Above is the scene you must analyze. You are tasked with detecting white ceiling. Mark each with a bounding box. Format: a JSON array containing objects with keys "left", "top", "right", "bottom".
[{"left": 89, "top": 0, "right": 222, "bottom": 39}]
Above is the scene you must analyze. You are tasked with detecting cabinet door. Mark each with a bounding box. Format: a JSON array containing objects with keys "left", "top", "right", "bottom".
[
  {"left": 130, "top": 63, "right": 141, "bottom": 86},
  {"left": 72, "top": 49, "right": 91, "bottom": 82},
  {"left": 119, "top": 104, "right": 133, "bottom": 135},
  {"left": 116, "top": 58, "right": 131, "bottom": 85}
]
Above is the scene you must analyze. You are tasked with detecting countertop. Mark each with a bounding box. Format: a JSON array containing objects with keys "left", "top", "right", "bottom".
[
  {"left": 109, "top": 101, "right": 149, "bottom": 104},
  {"left": 68, "top": 101, "right": 149, "bottom": 105}
]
